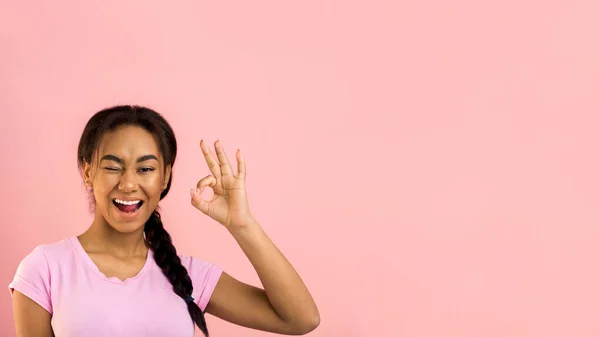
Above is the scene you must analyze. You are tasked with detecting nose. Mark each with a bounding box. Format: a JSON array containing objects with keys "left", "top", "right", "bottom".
[{"left": 118, "top": 169, "right": 138, "bottom": 192}]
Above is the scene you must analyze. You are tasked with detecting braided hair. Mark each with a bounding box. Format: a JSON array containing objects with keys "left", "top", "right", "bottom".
[{"left": 77, "top": 105, "right": 210, "bottom": 336}]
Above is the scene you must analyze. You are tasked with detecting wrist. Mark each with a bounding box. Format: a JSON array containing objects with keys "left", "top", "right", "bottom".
[{"left": 227, "top": 217, "right": 261, "bottom": 235}]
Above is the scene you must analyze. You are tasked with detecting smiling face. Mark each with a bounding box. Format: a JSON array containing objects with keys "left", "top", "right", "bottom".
[{"left": 83, "top": 125, "right": 171, "bottom": 233}]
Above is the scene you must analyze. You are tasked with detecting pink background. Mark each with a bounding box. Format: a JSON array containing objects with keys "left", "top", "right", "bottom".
[{"left": 1, "top": 1, "right": 599, "bottom": 336}]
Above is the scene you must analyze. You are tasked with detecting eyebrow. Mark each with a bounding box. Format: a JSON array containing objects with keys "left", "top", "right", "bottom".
[{"left": 100, "top": 154, "right": 159, "bottom": 165}]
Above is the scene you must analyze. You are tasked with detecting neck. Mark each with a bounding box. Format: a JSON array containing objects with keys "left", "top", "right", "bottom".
[{"left": 78, "top": 215, "right": 149, "bottom": 258}]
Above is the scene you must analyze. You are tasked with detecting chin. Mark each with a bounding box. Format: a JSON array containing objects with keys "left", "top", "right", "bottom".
[
  {"left": 102, "top": 214, "right": 146, "bottom": 233},
  {"left": 109, "top": 222, "right": 147, "bottom": 234}
]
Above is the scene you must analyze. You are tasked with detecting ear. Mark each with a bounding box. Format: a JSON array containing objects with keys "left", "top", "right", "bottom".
[
  {"left": 82, "top": 161, "right": 93, "bottom": 187},
  {"left": 163, "top": 164, "right": 172, "bottom": 190}
]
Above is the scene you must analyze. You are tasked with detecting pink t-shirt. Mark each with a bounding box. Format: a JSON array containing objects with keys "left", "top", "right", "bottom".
[{"left": 8, "top": 237, "right": 223, "bottom": 336}]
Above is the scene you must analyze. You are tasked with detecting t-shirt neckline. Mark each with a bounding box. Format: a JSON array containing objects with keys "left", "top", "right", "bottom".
[{"left": 69, "top": 236, "right": 153, "bottom": 284}]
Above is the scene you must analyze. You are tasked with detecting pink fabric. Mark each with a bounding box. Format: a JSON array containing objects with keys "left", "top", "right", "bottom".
[{"left": 8, "top": 237, "right": 223, "bottom": 336}]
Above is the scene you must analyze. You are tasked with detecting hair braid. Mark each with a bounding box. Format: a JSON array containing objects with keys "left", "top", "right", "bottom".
[{"left": 145, "top": 213, "right": 209, "bottom": 336}]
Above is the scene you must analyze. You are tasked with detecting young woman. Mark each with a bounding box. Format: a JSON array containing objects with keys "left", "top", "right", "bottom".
[{"left": 9, "top": 105, "right": 320, "bottom": 337}]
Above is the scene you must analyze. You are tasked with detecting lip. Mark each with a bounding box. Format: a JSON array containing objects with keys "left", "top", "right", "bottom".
[{"left": 112, "top": 198, "right": 145, "bottom": 219}]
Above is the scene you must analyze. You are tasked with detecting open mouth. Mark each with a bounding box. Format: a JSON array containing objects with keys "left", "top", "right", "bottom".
[{"left": 112, "top": 199, "right": 144, "bottom": 213}]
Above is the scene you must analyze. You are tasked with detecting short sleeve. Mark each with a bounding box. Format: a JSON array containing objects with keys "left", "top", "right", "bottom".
[
  {"left": 180, "top": 256, "right": 223, "bottom": 311},
  {"left": 8, "top": 246, "right": 53, "bottom": 314}
]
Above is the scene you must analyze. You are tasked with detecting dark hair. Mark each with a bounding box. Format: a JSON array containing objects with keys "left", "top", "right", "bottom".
[{"left": 76, "top": 105, "right": 210, "bottom": 336}]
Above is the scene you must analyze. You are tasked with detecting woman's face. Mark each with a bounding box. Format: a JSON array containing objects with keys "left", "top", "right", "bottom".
[{"left": 83, "top": 125, "right": 171, "bottom": 233}]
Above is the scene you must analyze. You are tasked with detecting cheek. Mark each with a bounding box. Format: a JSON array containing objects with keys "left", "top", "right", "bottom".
[
  {"left": 140, "top": 176, "right": 165, "bottom": 197},
  {"left": 93, "top": 175, "right": 119, "bottom": 196},
  {"left": 92, "top": 187, "right": 111, "bottom": 207}
]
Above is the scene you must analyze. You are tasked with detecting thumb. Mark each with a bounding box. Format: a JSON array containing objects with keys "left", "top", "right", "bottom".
[
  {"left": 191, "top": 175, "right": 217, "bottom": 214},
  {"left": 190, "top": 188, "right": 210, "bottom": 215}
]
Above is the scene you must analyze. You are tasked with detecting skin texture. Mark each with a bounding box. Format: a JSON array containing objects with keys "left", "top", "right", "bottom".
[
  {"left": 13, "top": 125, "right": 319, "bottom": 336},
  {"left": 12, "top": 291, "right": 54, "bottom": 337}
]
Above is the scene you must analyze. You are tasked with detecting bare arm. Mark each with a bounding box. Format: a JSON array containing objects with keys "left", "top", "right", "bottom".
[
  {"left": 196, "top": 141, "right": 320, "bottom": 334},
  {"left": 12, "top": 290, "right": 54, "bottom": 337},
  {"left": 206, "top": 220, "right": 320, "bottom": 335}
]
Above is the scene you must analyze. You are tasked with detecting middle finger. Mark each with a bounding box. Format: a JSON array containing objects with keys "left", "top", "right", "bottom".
[
  {"left": 200, "top": 139, "right": 222, "bottom": 178},
  {"left": 214, "top": 140, "right": 234, "bottom": 176}
]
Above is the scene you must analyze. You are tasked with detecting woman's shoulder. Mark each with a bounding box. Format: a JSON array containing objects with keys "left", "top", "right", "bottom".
[
  {"left": 9, "top": 237, "right": 75, "bottom": 314},
  {"left": 178, "top": 253, "right": 221, "bottom": 274},
  {"left": 177, "top": 254, "right": 224, "bottom": 286},
  {"left": 12, "top": 237, "right": 75, "bottom": 277},
  {"left": 177, "top": 254, "right": 224, "bottom": 310},
  {"left": 21, "top": 237, "right": 75, "bottom": 262}
]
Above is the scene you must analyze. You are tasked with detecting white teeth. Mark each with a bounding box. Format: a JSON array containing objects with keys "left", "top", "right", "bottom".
[{"left": 114, "top": 199, "right": 141, "bottom": 206}]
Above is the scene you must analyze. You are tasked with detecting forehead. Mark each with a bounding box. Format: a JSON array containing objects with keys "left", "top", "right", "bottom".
[{"left": 98, "top": 125, "right": 161, "bottom": 158}]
